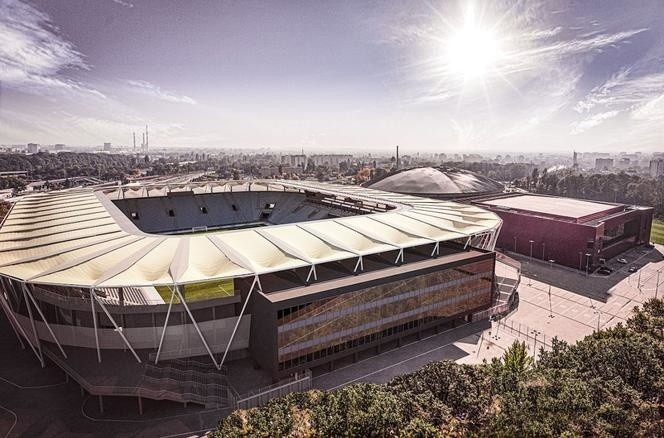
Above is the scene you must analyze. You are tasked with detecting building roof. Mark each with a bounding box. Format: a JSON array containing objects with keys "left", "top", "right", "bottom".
[
  {"left": 0, "top": 180, "right": 501, "bottom": 288},
  {"left": 365, "top": 167, "right": 504, "bottom": 198},
  {"left": 475, "top": 194, "right": 620, "bottom": 222}
]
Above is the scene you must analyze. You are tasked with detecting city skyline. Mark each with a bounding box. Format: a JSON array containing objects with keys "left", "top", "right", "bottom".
[{"left": 1, "top": 0, "right": 663, "bottom": 152}]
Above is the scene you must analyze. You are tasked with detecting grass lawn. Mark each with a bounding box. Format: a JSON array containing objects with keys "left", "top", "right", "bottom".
[
  {"left": 155, "top": 278, "right": 235, "bottom": 303},
  {"left": 651, "top": 220, "right": 664, "bottom": 245}
]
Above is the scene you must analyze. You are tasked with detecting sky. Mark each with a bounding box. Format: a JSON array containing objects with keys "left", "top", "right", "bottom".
[{"left": 0, "top": 0, "right": 663, "bottom": 153}]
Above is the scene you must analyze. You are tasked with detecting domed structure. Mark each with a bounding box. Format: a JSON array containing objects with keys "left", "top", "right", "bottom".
[{"left": 365, "top": 167, "right": 504, "bottom": 199}]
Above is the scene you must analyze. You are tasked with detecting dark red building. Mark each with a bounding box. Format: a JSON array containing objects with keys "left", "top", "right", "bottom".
[{"left": 473, "top": 194, "right": 653, "bottom": 271}]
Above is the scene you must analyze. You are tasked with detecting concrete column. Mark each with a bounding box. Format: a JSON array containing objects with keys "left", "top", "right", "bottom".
[
  {"left": 98, "top": 395, "right": 104, "bottom": 414},
  {"left": 138, "top": 396, "right": 143, "bottom": 415}
]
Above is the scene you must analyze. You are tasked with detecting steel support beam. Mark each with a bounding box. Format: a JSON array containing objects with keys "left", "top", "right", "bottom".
[
  {"left": 22, "top": 283, "right": 67, "bottom": 359},
  {"left": 155, "top": 287, "right": 176, "bottom": 364},
  {"left": 0, "top": 290, "right": 39, "bottom": 363},
  {"left": 431, "top": 241, "right": 440, "bottom": 257},
  {"left": 22, "top": 284, "right": 44, "bottom": 366},
  {"left": 220, "top": 275, "right": 259, "bottom": 369},
  {"left": 90, "top": 289, "right": 101, "bottom": 363},
  {"left": 91, "top": 290, "right": 141, "bottom": 363},
  {"left": 173, "top": 285, "right": 220, "bottom": 369}
]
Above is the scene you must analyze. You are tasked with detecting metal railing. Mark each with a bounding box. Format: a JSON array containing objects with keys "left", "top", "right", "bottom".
[
  {"left": 43, "top": 348, "right": 231, "bottom": 408},
  {"left": 230, "top": 369, "right": 312, "bottom": 410}
]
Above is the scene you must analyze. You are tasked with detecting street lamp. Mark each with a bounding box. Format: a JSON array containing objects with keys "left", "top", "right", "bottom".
[
  {"left": 585, "top": 253, "right": 592, "bottom": 277},
  {"left": 531, "top": 329, "right": 542, "bottom": 360},
  {"left": 593, "top": 308, "right": 602, "bottom": 332},
  {"left": 529, "top": 240, "right": 535, "bottom": 259},
  {"left": 657, "top": 269, "right": 661, "bottom": 299},
  {"left": 548, "top": 260, "right": 555, "bottom": 318}
]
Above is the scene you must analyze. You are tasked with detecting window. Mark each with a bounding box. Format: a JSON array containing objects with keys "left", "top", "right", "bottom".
[
  {"left": 265, "top": 203, "right": 275, "bottom": 209},
  {"left": 168, "top": 209, "right": 175, "bottom": 217},
  {"left": 199, "top": 206, "right": 208, "bottom": 214},
  {"left": 130, "top": 212, "right": 139, "bottom": 220}
]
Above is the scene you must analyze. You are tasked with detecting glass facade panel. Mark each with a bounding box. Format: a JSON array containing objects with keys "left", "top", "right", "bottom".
[{"left": 276, "top": 259, "right": 493, "bottom": 370}]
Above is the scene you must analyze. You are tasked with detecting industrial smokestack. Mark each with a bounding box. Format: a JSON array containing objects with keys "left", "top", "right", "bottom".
[
  {"left": 133, "top": 132, "right": 136, "bottom": 151},
  {"left": 396, "top": 145, "right": 400, "bottom": 170}
]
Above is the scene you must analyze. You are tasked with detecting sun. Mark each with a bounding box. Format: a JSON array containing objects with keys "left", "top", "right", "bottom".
[
  {"left": 446, "top": 25, "right": 500, "bottom": 78},
  {"left": 442, "top": 5, "right": 503, "bottom": 80}
]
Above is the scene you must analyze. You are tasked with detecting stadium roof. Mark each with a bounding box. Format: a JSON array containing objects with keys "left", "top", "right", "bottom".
[
  {"left": 365, "top": 167, "right": 504, "bottom": 198},
  {"left": 0, "top": 180, "right": 501, "bottom": 288},
  {"left": 474, "top": 194, "right": 621, "bottom": 222}
]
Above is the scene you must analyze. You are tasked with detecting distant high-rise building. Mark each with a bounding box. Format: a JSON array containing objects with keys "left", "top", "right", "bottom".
[
  {"left": 103, "top": 142, "right": 112, "bottom": 151},
  {"left": 572, "top": 151, "right": 578, "bottom": 170},
  {"left": 281, "top": 154, "right": 307, "bottom": 170},
  {"left": 595, "top": 158, "right": 613, "bottom": 170},
  {"left": 650, "top": 159, "right": 664, "bottom": 178},
  {"left": 54, "top": 144, "right": 65, "bottom": 151},
  {"left": 27, "top": 143, "right": 39, "bottom": 154}
]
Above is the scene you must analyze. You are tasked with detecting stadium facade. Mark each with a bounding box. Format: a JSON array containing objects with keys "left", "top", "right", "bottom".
[{"left": 0, "top": 180, "right": 502, "bottom": 406}]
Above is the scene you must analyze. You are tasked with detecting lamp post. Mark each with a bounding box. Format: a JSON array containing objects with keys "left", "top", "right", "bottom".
[
  {"left": 657, "top": 269, "right": 661, "bottom": 299},
  {"left": 531, "top": 329, "right": 541, "bottom": 360},
  {"left": 593, "top": 309, "right": 602, "bottom": 332},
  {"left": 529, "top": 240, "right": 534, "bottom": 259},
  {"left": 585, "top": 253, "right": 591, "bottom": 277},
  {"left": 548, "top": 260, "right": 555, "bottom": 318}
]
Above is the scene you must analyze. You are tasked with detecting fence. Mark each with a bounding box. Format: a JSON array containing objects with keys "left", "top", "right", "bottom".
[
  {"left": 492, "top": 318, "right": 553, "bottom": 352},
  {"left": 230, "top": 369, "right": 312, "bottom": 410}
]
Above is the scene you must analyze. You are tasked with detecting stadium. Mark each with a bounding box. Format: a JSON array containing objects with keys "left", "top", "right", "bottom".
[{"left": 0, "top": 180, "right": 504, "bottom": 409}]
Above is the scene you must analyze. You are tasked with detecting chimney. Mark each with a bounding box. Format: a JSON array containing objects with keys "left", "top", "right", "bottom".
[{"left": 396, "top": 145, "right": 400, "bottom": 170}]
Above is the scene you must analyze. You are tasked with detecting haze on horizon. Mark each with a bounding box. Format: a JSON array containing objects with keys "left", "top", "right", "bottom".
[{"left": 1, "top": 0, "right": 663, "bottom": 153}]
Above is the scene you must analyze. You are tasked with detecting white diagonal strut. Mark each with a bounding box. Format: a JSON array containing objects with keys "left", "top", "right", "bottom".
[
  {"left": 154, "top": 286, "right": 176, "bottom": 364},
  {"left": 173, "top": 284, "right": 220, "bottom": 369},
  {"left": 91, "top": 290, "right": 141, "bottom": 363},
  {"left": 22, "top": 284, "right": 44, "bottom": 366},
  {"left": 22, "top": 283, "right": 67, "bottom": 359},
  {"left": 90, "top": 289, "right": 101, "bottom": 363},
  {"left": 220, "top": 275, "right": 259, "bottom": 369},
  {"left": 0, "top": 289, "right": 42, "bottom": 365}
]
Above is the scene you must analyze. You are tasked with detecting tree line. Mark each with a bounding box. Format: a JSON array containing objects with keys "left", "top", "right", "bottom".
[
  {"left": 448, "top": 162, "right": 663, "bottom": 218},
  {"left": 518, "top": 169, "right": 664, "bottom": 218},
  {"left": 215, "top": 298, "right": 664, "bottom": 437}
]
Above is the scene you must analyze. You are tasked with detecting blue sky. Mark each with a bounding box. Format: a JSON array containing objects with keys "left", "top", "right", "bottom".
[{"left": 1, "top": 0, "right": 663, "bottom": 152}]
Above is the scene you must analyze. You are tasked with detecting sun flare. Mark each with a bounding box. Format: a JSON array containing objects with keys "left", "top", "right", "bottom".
[
  {"left": 446, "top": 25, "right": 500, "bottom": 78},
  {"left": 440, "top": 4, "right": 504, "bottom": 81}
]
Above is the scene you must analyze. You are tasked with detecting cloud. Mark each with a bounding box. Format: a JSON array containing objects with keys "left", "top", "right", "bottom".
[
  {"left": 575, "top": 70, "right": 664, "bottom": 115},
  {"left": 126, "top": 80, "right": 197, "bottom": 105},
  {"left": 387, "top": 0, "right": 649, "bottom": 108},
  {"left": 0, "top": 0, "right": 104, "bottom": 97},
  {"left": 112, "top": 0, "right": 134, "bottom": 8},
  {"left": 570, "top": 110, "right": 619, "bottom": 134}
]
